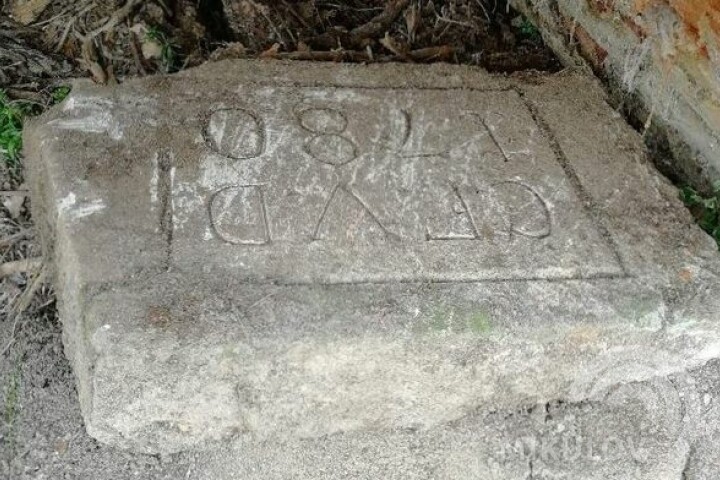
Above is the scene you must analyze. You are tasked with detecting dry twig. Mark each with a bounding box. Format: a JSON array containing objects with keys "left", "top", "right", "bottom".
[
  {"left": 307, "top": 0, "right": 410, "bottom": 50},
  {"left": 0, "top": 263, "right": 48, "bottom": 357},
  {"left": 0, "top": 230, "right": 32, "bottom": 249},
  {"left": 0, "top": 258, "right": 42, "bottom": 279}
]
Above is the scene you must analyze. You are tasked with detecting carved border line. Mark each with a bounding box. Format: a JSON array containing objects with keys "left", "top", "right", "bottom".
[
  {"left": 252, "top": 270, "right": 630, "bottom": 287},
  {"left": 242, "top": 81, "right": 517, "bottom": 93},
  {"left": 512, "top": 86, "right": 629, "bottom": 278},
  {"left": 201, "top": 108, "right": 267, "bottom": 160},
  {"left": 202, "top": 84, "right": 630, "bottom": 284},
  {"left": 237, "top": 83, "right": 626, "bottom": 276},
  {"left": 157, "top": 149, "right": 174, "bottom": 271},
  {"left": 289, "top": 84, "right": 626, "bottom": 277}
]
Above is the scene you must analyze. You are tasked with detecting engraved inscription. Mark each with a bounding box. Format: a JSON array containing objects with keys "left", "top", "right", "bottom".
[
  {"left": 474, "top": 114, "right": 511, "bottom": 163},
  {"left": 178, "top": 87, "right": 624, "bottom": 283},
  {"left": 396, "top": 111, "right": 510, "bottom": 161},
  {"left": 490, "top": 181, "right": 551, "bottom": 239},
  {"left": 312, "top": 184, "right": 399, "bottom": 243},
  {"left": 202, "top": 100, "right": 555, "bottom": 246},
  {"left": 425, "top": 185, "right": 481, "bottom": 241},
  {"left": 205, "top": 108, "right": 266, "bottom": 159},
  {"left": 396, "top": 110, "right": 446, "bottom": 158},
  {"left": 425, "top": 182, "right": 552, "bottom": 241},
  {"left": 296, "top": 106, "right": 359, "bottom": 166},
  {"left": 209, "top": 185, "right": 270, "bottom": 245}
]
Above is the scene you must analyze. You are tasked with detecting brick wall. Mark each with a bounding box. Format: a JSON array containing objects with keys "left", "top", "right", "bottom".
[{"left": 511, "top": 0, "right": 720, "bottom": 191}]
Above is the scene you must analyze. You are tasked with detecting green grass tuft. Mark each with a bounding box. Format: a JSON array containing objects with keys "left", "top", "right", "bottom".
[
  {"left": 0, "top": 88, "right": 64, "bottom": 179},
  {"left": 681, "top": 183, "right": 720, "bottom": 249},
  {"left": 146, "top": 26, "right": 180, "bottom": 73},
  {"left": 50, "top": 85, "right": 72, "bottom": 104},
  {"left": 519, "top": 17, "right": 541, "bottom": 40},
  {"left": 0, "top": 91, "right": 35, "bottom": 175}
]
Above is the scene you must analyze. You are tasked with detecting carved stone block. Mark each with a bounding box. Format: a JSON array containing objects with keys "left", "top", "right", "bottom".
[{"left": 24, "top": 61, "right": 720, "bottom": 465}]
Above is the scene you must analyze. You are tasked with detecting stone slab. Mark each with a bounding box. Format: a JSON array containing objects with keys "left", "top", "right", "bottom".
[{"left": 24, "top": 60, "right": 720, "bottom": 459}]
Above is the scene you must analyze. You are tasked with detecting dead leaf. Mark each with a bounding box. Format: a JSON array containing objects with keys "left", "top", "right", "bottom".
[
  {"left": 141, "top": 39, "right": 163, "bottom": 60},
  {"left": 404, "top": 4, "right": 422, "bottom": 43},
  {"left": 129, "top": 23, "right": 161, "bottom": 60},
  {"left": 297, "top": 1, "right": 316, "bottom": 23},
  {"left": 409, "top": 45, "right": 455, "bottom": 62},
  {"left": 379, "top": 32, "right": 409, "bottom": 59},
  {"left": 209, "top": 42, "right": 248, "bottom": 61},
  {"left": 10, "top": 0, "right": 52, "bottom": 25},
  {"left": 2, "top": 189, "right": 26, "bottom": 219},
  {"left": 259, "top": 43, "right": 281, "bottom": 58},
  {"left": 81, "top": 38, "right": 108, "bottom": 84}
]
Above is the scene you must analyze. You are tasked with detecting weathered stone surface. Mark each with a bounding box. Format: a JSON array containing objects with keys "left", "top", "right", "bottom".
[{"left": 24, "top": 61, "right": 720, "bottom": 464}]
